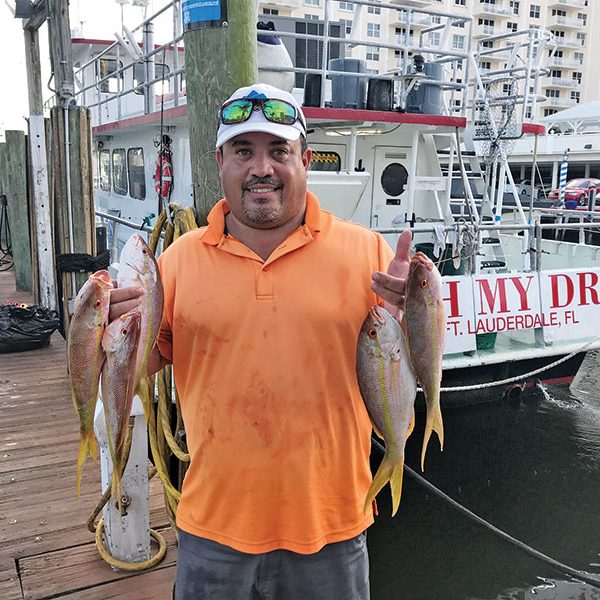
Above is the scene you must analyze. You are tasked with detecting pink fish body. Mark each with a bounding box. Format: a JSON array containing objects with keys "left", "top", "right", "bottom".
[
  {"left": 357, "top": 306, "right": 417, "bottom": 516},
  {"left": 101, "top": 309, "right": 141, "bottom": 499},
  {"left": 404, "top": 256, "right": 446, "bottom": 471},
  {"left": 67, "top": 269, "right": 112, "bottom": 493},
  {"left": 117, "top": 234, "right": 164, "bottom": 410}
]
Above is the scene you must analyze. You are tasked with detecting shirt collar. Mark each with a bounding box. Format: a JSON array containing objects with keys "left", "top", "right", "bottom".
[{"left": 200, "top": 192, "right": 321, "bottom": 246}]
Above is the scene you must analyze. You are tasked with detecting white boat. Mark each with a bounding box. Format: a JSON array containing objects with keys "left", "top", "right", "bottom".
[{"left": 68, "top": 0, "right": 600, "bottom": 405}]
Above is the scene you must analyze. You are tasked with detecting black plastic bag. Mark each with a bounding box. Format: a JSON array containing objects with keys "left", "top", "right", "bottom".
[{"left": 0, "top": 304, "right": 61, "bottom": 353}]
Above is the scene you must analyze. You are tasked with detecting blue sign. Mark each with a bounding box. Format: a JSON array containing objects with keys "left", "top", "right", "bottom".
[{"left": 182, "top": 0, "right": 227, "bottom": 31}]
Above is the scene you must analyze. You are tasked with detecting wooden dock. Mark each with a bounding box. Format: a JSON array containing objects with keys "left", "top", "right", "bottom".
[{"left": 0, "top": 269, "right": 177, "bottom": 599}]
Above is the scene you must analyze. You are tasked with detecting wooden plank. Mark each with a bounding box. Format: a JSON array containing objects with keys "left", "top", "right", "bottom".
[
  {"left": 28, "top": 116, "right": 56, "bottom": 311},
  {"left": 0, "top": 267, "right": 176, "bottom": 599},
  {"left": 4, "top": 131, "right": 33, "bottom": 292},
  {"left": 23, "top": 28, "right": 44, "bottom": 116},
  {"left": 0, "top": 566, "right": 23, "bottom": 600},
  {"left": 0, "top": 269, "right": 33, "bottom": 305},
  {"left": 18, "top": 527, "right": 177, "bottom": 600},
  {"left": 68, "top": 107, "right": 93, "bottom": 292},
  {"left": 45, "top": 565, "right": 176, "bottom": 600}
]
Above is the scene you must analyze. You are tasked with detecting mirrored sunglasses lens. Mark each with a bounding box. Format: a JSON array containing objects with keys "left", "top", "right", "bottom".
[
  {"left": 221, "top": 100, "right": 253, "bottom": 124},
  {"left": 263, "top": 100, "right": 296, "bottom": 125}
]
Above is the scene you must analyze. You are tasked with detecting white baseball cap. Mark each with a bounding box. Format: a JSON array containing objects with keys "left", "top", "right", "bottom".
[{"left": 216, "top": 83, "right": 307, "bottom": 149}]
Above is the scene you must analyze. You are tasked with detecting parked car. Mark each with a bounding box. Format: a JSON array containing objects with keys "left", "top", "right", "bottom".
[
  {"left": 547, "top": 178, "right": 600, "bottom": 206},
  {"left": 515, "top": 180, "right": 553, "bottom": 209}
]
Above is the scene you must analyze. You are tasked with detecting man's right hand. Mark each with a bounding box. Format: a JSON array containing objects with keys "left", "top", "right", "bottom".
[
  {"left": 109, "top": 284, "right": 167, "bottom": 375},
  {"left": 109, "top": 285, "right": 143, "bottom": 323}
]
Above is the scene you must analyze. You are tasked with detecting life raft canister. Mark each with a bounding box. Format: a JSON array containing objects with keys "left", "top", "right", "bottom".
[{"left": 154, "top": 149, "right": 173, "bottom": 201}]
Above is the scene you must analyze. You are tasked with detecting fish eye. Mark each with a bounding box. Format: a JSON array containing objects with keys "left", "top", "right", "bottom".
[
  {"left": 95, "top": 300, "right": 101, "bottom": 308},
  {"left": 122, "top": 327, "right": 128, "bottom": 335},
  {"left": 368, "top": 328, "right": 377, "bottom": 339},
  {"left": 420, "top": 279, "right": 428, "bottom": 288}
]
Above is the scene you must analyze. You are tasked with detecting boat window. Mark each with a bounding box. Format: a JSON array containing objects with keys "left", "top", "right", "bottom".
[
  {"left": 133, "top": 63, "right": 171, "bottom": 95},
  {"left": 381, "top": 162, "right": 408, "bottom": 197},
  {"left": 128, "top": 148, "right": 146, "bottom": 200},
  {"left": 111, "top": 149, "right": 128, "bottom": 196},
  {"left": 99, "top": 149, "right": 111, "bottom": 192},
  {"left": 310, "top": 151, "right": 341, "bottom": 172},
  {"left": 96, "top": 59, "right": 123, "bottom": 94}
]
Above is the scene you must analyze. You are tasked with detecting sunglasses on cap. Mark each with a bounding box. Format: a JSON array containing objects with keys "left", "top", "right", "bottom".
[{"left": 219, "top": 97, "right": 305, "bottom": 130}]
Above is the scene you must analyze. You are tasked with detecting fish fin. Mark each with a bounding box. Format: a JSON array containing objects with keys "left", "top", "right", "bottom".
[
  {"left": 372, "top": 423, "right": 385, "bottom": 440},
  {"left": 75, "top": 430, "right": 97, "bottom": 496},
  {"left": 389, "top": 456, "right": 405, "bottom": 517},
  {"left": 420, "top": 407, "right": 444, "bottom": 471},
  {"left": 363, "top": 453, "right": 405, "bottom": 517},
  {"left": 405, "top": 409, "right": 415, "bottom": 440}
]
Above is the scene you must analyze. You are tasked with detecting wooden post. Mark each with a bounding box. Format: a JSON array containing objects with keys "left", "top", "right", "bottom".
[
  {"left": 24, "top": 24, "right": 58, "bottom": 311},
  {"left": 50, "top": 105, "right": 96, "bottom": 324},
  {"left": 2, "top": 131, "right": 33, "bottom": 293},
  {"left": 24, "top": 28, "right": 44, "bottom": 115},
  {"left": 47, "top": 0, "right": 75, "bottom": 102},
  {"left": 183, "top": 1, "right": 257, "bottom": 224}
]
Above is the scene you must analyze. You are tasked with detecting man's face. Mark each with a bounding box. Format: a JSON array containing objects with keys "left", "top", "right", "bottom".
[{"left": 216, "top": 132, "right": 311, "bottom": 230}]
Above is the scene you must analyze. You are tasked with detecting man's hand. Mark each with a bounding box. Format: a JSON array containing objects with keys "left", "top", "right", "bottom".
[
  {"left": 108, "top": 284, "right": 143, "bottom": 323},
  {"left": 371, "top": 229, "right": 433, "bottom": 319}
]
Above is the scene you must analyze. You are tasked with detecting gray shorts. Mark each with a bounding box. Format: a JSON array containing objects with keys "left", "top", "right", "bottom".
[{"left": 173, "top": 530, "right": 370, "bottom": 600}]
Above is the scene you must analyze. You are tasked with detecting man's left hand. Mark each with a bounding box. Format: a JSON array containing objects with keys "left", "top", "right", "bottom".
[{"left": 371, "top": 229, "right": 432, "bottom": 319}]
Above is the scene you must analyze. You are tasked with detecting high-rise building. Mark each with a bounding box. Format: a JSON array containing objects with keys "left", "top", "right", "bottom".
[{"left": 257, "top": 0, "right": 594, "bottom": 119}]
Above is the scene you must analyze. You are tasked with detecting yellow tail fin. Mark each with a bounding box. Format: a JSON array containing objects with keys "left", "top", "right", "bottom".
[
  {"left": 363, "top": 454, "right": 406, "bottom": 517},
  {"left": 420, "top": 407, "right": 444, "bottom": 471},
  {"left": 75, "top": 430, "right": 97, "bottom": 495}
]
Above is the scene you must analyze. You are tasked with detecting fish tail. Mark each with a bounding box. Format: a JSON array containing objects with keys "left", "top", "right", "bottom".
[
  {"left": 363, "top": 454, "right": 405, "bottom": 517},
  {"left": 75, "top": 430, "right": 97, "bottom": 495},
  {"left": 420, "top": 406, "right": 444, "bottom": 471},
  {"left": 389, "top": 457, "right": 405, "bottom": 517},
  {"left": 111, "top": 466, "right": 124, "bottom": 513}
]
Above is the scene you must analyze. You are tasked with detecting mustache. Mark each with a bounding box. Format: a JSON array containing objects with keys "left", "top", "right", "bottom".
[{"left": 242, "top": 177, "right": 283, "bottom": 190}]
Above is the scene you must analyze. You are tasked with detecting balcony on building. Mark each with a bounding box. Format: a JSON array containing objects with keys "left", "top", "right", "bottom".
[
  {"left": 474, "top": 24, "right": 505, "bottom": 37},
  {"left": 391, "top": 10, "right": 432, "bottom": 28},
  {"left": 395, "top": 33, "right": 416, "bottom": 48},
  {"left": 548, "top": 0, "right": 586, "bottom": 8},
  {"left": 473, "top": 3, "right": 511, "bottom": 18},
  {"left": 260, "top": 0, "right": 300, "bottom": 9},
  {"left": 544, "top": 96, "right": 579, "bottom": 108},
  {"left": 549, "top": 77, "right": 579, "bottom": 88},
  {"left": 389, "top": 0, "right": 431, "bottom": 6},
  {"left": 548, "top": 56, "right": 584, "bottom": 69},
  {"left": 553, "top": 37, "right": 586, "bottom": 49},
  {"left": 548, "top": 15, "right": 585, "bottom": 30}
]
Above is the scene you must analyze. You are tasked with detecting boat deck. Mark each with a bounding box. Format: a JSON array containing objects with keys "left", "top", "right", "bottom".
[{"left": 0, "top": 269, "right": 177, "bottom": 599}]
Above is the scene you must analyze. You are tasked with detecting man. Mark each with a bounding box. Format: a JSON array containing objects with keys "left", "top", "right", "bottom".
[{"left": 110, "top": 83, "right": 428, "bottom": 599}]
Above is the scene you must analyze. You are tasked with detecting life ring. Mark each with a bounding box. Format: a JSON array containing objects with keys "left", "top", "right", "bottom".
[{"left": 154, "top": 151, "right": 173, "bottom": 200}]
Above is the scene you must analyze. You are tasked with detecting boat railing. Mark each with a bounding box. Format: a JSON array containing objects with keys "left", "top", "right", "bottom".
[
  {"left": 72, "top": 0, "right": 551, "bottom": 129},
  {"left": 73, "top": 0, "right": 184, "bottom": 124}
]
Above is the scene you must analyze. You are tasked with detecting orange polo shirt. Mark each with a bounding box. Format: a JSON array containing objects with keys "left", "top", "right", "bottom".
[{"left": 157, "top": 192, "right": 394, "bottom": 554}]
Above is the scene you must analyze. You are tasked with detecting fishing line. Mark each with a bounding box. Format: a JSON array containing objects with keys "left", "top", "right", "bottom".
[{"left": 371, "top": 437, "right": 600, "bottom": 588}]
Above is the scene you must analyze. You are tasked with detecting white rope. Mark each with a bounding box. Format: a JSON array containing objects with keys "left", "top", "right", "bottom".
[{"left": 431, "top": 335, "right": 600, "bottom": 393}]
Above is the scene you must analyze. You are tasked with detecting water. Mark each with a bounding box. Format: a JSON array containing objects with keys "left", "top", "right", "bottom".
[{"left": 367, "top": 383, "right": 600, "bottom": 600}]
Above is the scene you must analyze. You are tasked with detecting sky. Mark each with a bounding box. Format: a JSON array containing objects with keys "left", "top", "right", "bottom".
[{"left": 0, "top": 0, "right": 157, "bottom": 135}]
